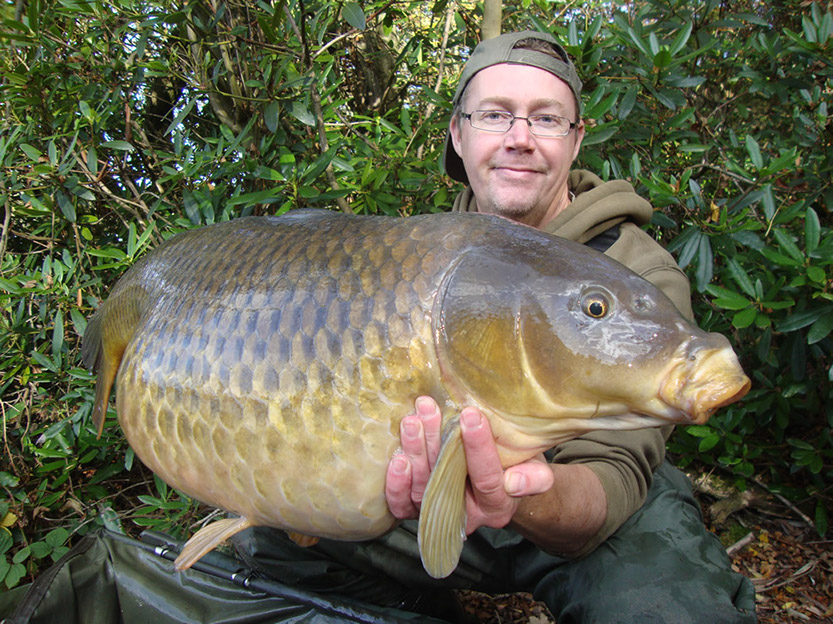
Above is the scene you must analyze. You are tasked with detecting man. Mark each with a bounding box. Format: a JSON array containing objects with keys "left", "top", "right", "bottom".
[
  {"left": 378, "top": 30, "right": 758, "bottom": 621},
  {"left": 231, "top": 30, "right": 757, "bottom": 623}
]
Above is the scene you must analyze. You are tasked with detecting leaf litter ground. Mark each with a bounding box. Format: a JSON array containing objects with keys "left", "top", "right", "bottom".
[{"left": 455, "top": 473, "right": 832, "bottom": 623}]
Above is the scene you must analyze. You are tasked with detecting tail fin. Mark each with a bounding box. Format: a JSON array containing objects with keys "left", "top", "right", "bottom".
[{"left": 81, "top": 287, "right": 145, "bottom": 437}]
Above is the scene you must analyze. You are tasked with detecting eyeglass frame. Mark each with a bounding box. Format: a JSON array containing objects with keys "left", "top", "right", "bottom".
[{"left": 460, "top": 109, "right": 579, "bottom": 138}]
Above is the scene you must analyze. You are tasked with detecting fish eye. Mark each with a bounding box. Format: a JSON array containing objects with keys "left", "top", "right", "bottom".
[{"left": 582, "top": 294, "right": 609, "bottom": 319}]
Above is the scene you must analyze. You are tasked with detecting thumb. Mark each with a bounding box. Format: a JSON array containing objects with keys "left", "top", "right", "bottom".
[{"left": 504, "top": 458, "right": 554, "bottom": 497}]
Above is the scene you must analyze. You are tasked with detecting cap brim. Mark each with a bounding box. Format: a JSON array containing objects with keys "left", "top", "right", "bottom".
[{"left": 442, "top": 127, "right": 468, "bottom": 184}]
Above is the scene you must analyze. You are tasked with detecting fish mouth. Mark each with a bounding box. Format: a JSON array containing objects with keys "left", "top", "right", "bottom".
[{"left": 659, "top": 340, "right": 751, "bottom": 425}]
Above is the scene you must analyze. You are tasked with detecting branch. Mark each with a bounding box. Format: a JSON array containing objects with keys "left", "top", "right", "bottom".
[
  {"left": 481, "top": 0, "right": 502, "bottom": 40},
  {"left": 184, "top": 17, "right": 245, "bottom": 136},
  {"left": 72, "top": 153, "right": 150, "bottom": 226},
  {"left": 0, "top": 197, "right": 11, "bottom": 269},
  {"left": 415, "top": 0, "right": 455, "bottom": 160},
  {"left": 283, "top": 3, "right": 352, "bottom": 214}
]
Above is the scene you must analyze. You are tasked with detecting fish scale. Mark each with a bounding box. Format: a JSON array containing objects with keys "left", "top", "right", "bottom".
[{"left": 83, "top": 209, "right": 750, "bottom": 578}]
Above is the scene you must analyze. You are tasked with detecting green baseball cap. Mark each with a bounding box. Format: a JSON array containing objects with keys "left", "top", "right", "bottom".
[{"left": 443, "top": 30, "right": 583, "bottom": 184}]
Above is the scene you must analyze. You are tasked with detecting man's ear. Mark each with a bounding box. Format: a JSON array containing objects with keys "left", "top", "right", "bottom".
[
  {"left": 450, "top": 113, "right": 463, "bottom": 157},
  {"left": 571, "top": 120, "right": 585, "bottom": 161}
]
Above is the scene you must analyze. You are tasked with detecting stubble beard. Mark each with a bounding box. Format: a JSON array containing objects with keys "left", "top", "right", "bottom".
[{"left": 478, "top": 184, "right": 546, "bottom": 226}]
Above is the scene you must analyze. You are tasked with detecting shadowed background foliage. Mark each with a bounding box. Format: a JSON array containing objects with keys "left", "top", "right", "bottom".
[{"left": 0, "top": 0, "right": 830, "bottom": 590}]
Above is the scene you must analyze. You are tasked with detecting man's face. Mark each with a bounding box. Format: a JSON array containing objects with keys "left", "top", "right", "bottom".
[{"left": 450, "top": 63, "right": 585, "bottom": 228}]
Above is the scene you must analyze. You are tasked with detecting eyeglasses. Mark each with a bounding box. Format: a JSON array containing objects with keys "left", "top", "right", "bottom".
[{"left": 461, "top": 110, "right": 578, "bottom": 138}]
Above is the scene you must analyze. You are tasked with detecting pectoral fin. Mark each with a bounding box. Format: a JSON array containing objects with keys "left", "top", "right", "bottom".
[
  {"left": 174, "top": 516, "right": 253, "bottom": 571},
  {"left": 287, "top": 532, "right": 320, "bottom": 547},
  {"left": 417, "top": 418, "right": 467, "bottom": 579}
]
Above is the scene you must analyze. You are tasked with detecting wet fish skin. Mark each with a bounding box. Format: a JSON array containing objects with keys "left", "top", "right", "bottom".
[{"left": 82, "top": 209, "right": 750, "bottom": 578}]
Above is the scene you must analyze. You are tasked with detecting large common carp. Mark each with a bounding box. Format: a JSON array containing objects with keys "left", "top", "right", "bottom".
[{"left": 82, "top": 209, "right": 750, "bottom": 578}]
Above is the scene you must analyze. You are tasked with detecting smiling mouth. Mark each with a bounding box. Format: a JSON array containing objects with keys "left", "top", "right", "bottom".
[{"left": 493, "top": 166, "right": 541, "bottom": 176}]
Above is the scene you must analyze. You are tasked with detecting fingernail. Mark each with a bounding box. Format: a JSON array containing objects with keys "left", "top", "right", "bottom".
[
  {"left": 403, "top": 418, "right": 420, "bottom": 439},
  {"left": 505, "top": 471, "right": 526, "bottom": 496},
  {"left": 415, "top": 397, "right": 434, "bottom": 418},
  {"left": 391, "top": 455, "right": 409, "bottom": 475},
  {"left": 460, "top": 408, "right": 482, "bottom": 431}
]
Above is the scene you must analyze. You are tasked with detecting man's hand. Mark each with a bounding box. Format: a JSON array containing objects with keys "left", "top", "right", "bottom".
[{"left": 385, "top": 396, "right": 555, "bottom": 534}]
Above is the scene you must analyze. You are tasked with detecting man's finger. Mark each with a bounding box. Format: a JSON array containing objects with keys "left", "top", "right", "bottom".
[
  {"left": 414, "top": 396, "right": 442, "bottom": 469},
  {"left": 459, "top": 407, "right": 506, "bottom": 501},
  {"left": 385, "top": 452, "right": 418, "bottom": 519}
]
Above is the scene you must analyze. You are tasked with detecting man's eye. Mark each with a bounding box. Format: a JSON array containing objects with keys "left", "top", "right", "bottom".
[
  {"left": 534, "top": 115, "right": 559, "bottom": 125},
  {"left": 482, "top": 111, "right": 508, "bottom": 120}
]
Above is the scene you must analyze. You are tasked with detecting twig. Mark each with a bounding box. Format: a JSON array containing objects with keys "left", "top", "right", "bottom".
[
  {"left": 754, "top": 560, "right": 819, "bottom": 593},
  {"left": 752, "top": 476, "right": 816, "bottom": 530},
  {"left": 726, "top": 531, "right": 755, "bottom": 556}
]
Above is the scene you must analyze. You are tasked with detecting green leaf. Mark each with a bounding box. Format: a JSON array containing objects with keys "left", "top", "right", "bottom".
[
  {"left": 20, "top": 143, "right": 43, "bottom": 161},
  {"left": 686, "top": 425, "right": 713, "bottom": 438},
  {"left": 695, "top": 234, "right": 713, "bottom": 291},
  {"left": 5, "top": 563, "right": 26, "bottom": 589},
  {"left": 89, "top": 461, "right": 124, "bottom": 485},
  {"left": 787, "top": 438, "right": 815, "bottom": 450},
  {"left": 127, "top": 222, "right": 137, "bottom": 258},
  {"left": 808, "top": 314, "right": 833, "bottom": 345},
  {"left": 252, "top": 166, "right": 282, "bottom": 181},
  {"left": 761, "top": 185, "right": 776, "bottom": 221},
  {"left": 653, "top": 48, "right": 672, "bottom": 68},
  {"left": 288, "top": 101, "right": 315, "bottom": 126},
  {"left": 727, "top": 258, "right": 756, "bottom": 298},
  {"left": 79, "top": 100, "right": 93, "bottom": 121},
  {"left": 617, "top": 85, "right": 638, "bottom": 120},
  {"left": 805, "top": 207, "right": 820, "bottom": 254},
  {"left": 52, "top": 309, "right": 64, "bottom": 359},
  {"left": 29, "top": 541, "right": 51, "bottom": 559},
  {"left": 699, "top": 434, "right": 721, "bottom": 452},
  {"left": 0, "top": 529, "right": 12, "bottom": 555},
  {"left": 732, "top": 306, "right": 758, "bottom": 328},
  {"left": 51, "top": 546, "right": 70, "bottom": 561},
  {"left": 100, "top": 140, "right": 134, "bottom": 151},
  {"left": 264, "top": 101, "right": 279, "bottom": 133},
  {"left": 760, "top": 246, "right": 800, "bottom": 267},
  {"left": 12, "top": 546, "right": 30, "bottom": 564},
  {"left": 226, "top": 187, "right": 284, "bottom": 207},
  {"left": 669, "top": 21, "right": 693, "bottom": 55},
  {"left": 342, "top": 2, "right": 366, "bottom": 30},
  {"left": 44, "top": 528, "right": 69, "bottom": 549},
  {"left": 86, "top": 247, "right": 127, "bottom": 260},
  {"left": 651, "top": 211, "right": 676, "bottom": 228},
  {"left": 0, "top": 472, "right": 20, "bottom": 488},
  {"left": 778, "top": 308, "right": 824, "bottom": 332},
  {"left": 164, "top": 96, "right": 197, "bottom": 136},
  {"left": 745, "top": 135, "right": 763, "bottom": 170},
  {"left": 31, "top": 351, "right": 58, "bottom": 372},
  {"left": 802, "top": 14, "right": 818, "bottom": 43},
  {"left": 815, "top": 500, "right": 828, "bottom": 537},
  {"left": 807, "top": 265, "right": 826, "bottom": 283},
  {"left": 772, "top": 228, "right": 805, "bottom": 263},
  {"left": 713, "top": 296, "right": 752, "bottom": 311},
  {"left": 581, "top": 124, "right": 618, "bottom": 146},
  {"left": 55, "top": 190, "right": 76, "bottom": 223}
]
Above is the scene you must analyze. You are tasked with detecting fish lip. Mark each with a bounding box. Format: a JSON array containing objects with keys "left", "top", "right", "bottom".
[{"left": 659, "top": 342, "right": 751, "bottom": 424}]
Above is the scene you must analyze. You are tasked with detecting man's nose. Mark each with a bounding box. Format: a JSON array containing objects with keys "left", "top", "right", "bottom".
[{"left": 504, "top": 117, "right": 535, "bottom": 148}]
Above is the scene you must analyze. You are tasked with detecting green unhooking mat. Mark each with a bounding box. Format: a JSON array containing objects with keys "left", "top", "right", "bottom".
[{"left": 0, "top": 529, "right": 446, "bottom": 624}]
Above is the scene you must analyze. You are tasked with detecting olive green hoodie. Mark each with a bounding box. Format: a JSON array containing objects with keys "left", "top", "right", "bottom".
[{"left": 452, "top": 169, "right": 693, "bottom": 558}]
